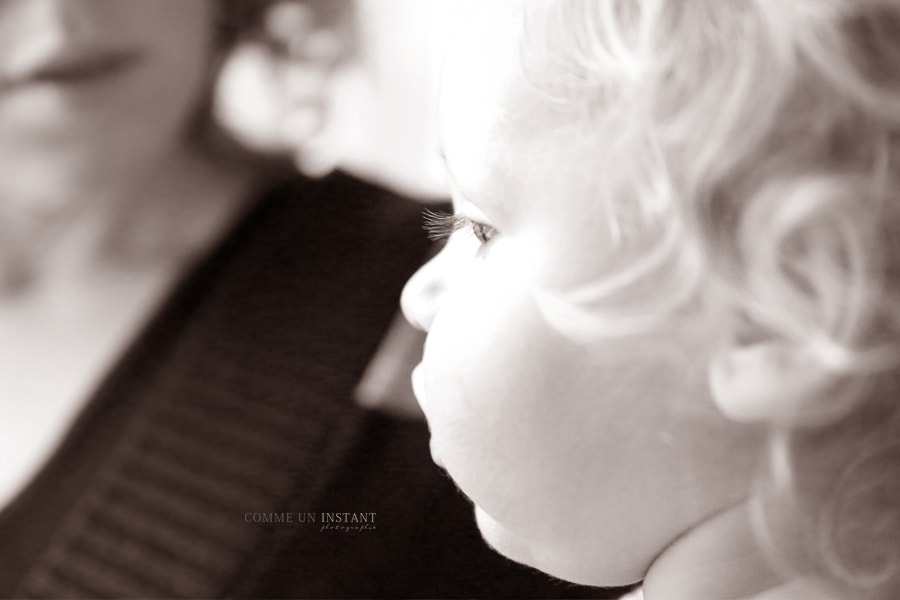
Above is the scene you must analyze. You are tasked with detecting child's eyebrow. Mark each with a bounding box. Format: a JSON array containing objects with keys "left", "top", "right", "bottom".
[
  {"left": 437, "top": 148, "right": 466, "bottom": 197},
  {"left": 438, "top": 147, "right": 509, "bottom": 222},
  {"left": 438, "top": 147, "right": 475, "bottom": 209}
]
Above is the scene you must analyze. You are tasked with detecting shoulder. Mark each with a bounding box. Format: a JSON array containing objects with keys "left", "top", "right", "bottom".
[
  {"left": 196, "top": 170, "right": 432, "bottom": 322},
  {"left": 252, "top": 170, "right": 429, "bottom": 247}
]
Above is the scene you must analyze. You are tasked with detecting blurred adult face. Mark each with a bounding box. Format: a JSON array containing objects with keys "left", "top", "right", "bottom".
[{"left": 0, "top": 0, "right": 219, "bottom": 204}]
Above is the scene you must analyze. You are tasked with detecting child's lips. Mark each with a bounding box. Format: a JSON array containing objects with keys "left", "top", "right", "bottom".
[
  {"left": 429, "top": 438, "right": 445, "bottom": 469},
  {"left": 411, "top": 364, "right": 446, "bottom": 468},
  {"left": 411, "top": 364, "right": 427, "bottom": 408}
]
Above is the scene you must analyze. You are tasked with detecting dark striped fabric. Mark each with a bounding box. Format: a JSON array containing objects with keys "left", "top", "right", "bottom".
[{"left": 15, "top": 172, "right": 420, "bottom": 598}]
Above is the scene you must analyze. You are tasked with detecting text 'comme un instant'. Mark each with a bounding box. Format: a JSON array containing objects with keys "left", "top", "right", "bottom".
[{"left": 244, "top": 512, "right": 377, "bottom": 532}]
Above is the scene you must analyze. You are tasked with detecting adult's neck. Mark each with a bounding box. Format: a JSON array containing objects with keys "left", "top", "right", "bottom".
[{"left": 0, "top": 144, "right": 260, "bottom": 297}]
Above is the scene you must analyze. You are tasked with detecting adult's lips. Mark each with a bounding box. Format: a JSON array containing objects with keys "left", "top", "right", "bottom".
[{"left": 0, "top": 46, "right": 143, "bottom": 89}]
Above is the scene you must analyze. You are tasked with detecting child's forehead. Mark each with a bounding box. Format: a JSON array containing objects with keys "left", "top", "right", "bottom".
[
  {"left": 438, "top": 9, "right": 520, "bottom": 137},
  {"left": 439, "top": 4, "right": 587, "bottom": 210},
  {"left": 437, "top": 24, "right": 514, "bottom": 213}
]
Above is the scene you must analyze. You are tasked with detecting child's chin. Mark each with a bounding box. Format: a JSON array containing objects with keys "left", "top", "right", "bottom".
[
  {"left": 473, "top": 506, "right": 634, "bottom": 588},
  {"left": 474, "top": 506, "right": 538, "bottom": 566}
]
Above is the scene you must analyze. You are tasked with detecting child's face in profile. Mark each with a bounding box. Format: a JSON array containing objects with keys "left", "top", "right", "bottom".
[{"left": 402, "top": 2, "right": 763, "bottom": 588}]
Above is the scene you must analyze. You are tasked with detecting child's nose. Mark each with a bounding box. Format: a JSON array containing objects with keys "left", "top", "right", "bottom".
[{"left": 401, "top": 252, "right": 446, "bottom": 332}]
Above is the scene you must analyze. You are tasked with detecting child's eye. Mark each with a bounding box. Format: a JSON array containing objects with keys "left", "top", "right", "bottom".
[
  {"left": 423, "top": 209, "right": 498, "bottom": 251},
  {"left": 470, "top": 221, "right": 495, "bottom": 245}
]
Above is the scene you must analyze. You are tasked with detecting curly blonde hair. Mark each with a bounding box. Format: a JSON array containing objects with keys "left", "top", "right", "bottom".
[{"left": 520, "top": 1, "right": 900, "bottom": 596}]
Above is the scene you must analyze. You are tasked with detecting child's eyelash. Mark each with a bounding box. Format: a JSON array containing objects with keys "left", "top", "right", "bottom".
[
  {"left": 423, "top": 209, "right": 468, "bottom": 241},
  {"left": 423, "top": 209, "right": 499, "bottom": 250}
]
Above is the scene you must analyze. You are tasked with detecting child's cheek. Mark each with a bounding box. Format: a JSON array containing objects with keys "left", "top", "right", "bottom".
[
  {"left": 422, "top": 261, "right": 601, "bottom": 536},
  {"left": 420, "top": 253, "right": 528, "bottom": 422},
  {"left": 508, "top": 221, "right": 612, "bottom": 293}
]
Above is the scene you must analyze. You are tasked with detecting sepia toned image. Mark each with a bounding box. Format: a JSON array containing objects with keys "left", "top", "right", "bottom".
[{"left": 0, "top": 1, "right": 898, "bottom": 599}]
